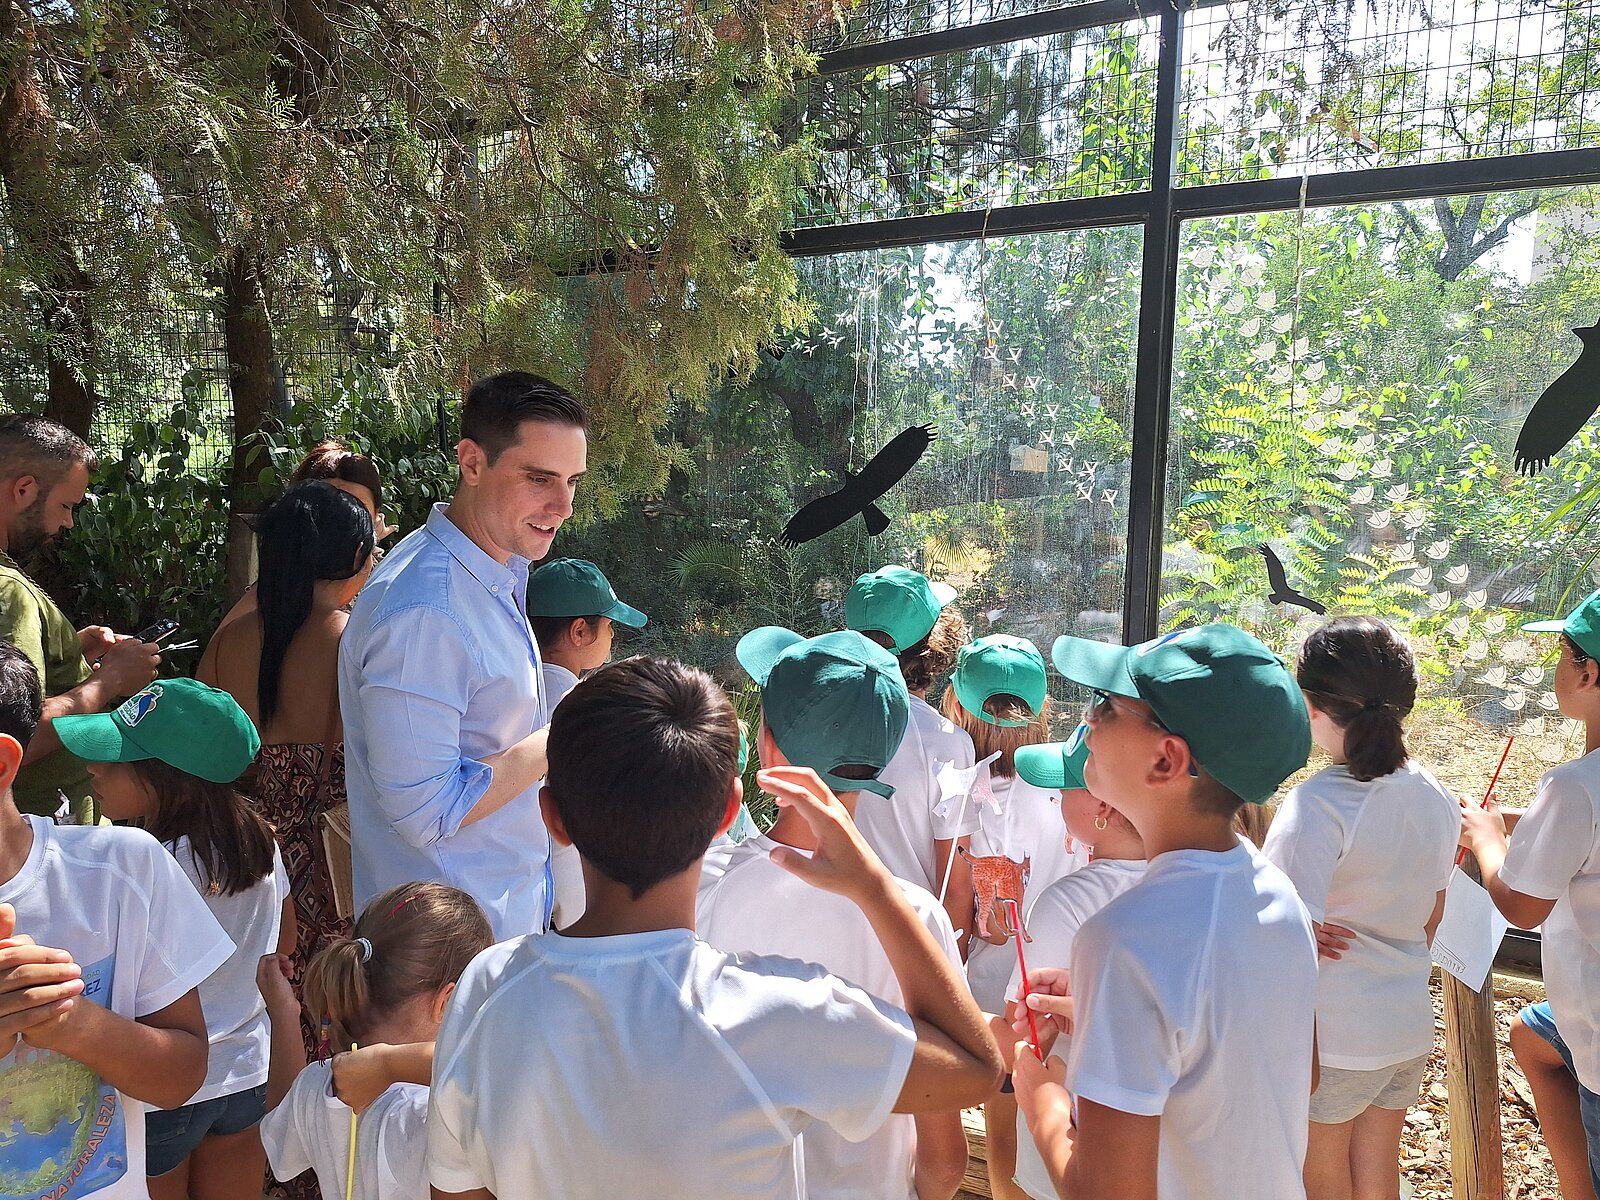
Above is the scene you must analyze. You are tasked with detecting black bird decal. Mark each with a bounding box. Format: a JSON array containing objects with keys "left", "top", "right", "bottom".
[
  {"left": 782, "top": 425, "right": 935, "bottom": 545},
  {"left": 1257, "top": 544, "right": 1327, "bottom": 615},
  {"left": 1515, "top": 318, "right": 1600, "bottom": 475}
]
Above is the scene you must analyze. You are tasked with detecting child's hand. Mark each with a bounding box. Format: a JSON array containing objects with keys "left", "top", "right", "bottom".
[
  {"left": 1459, "top": 792, "right": 1508, "bottom": 853},
  {"left": 1012, "top": 1041, "right": 1070, "bottom": 1135},
  {"left": 758, "top": 767, "right": 894, "bottom": 904},
  {"left": 333, "top": 1044, "right": 396, "bottom": 1114},
  {"left": 257, "top": 954, "right": 300, "bottom": 1021},
  {"left": 1315, "top": 922, "right": 1355, "bottom": 961},
  {"left": 1015, "top": 966, "right": 1074, "bottom": 1044},
  {"left": 0, "top": 904, "right": 84, "bottom": 1056}
]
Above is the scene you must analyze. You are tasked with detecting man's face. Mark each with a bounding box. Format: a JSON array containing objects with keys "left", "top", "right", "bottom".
[
  {"left": 461, "top": 421, "right": 587, "bottom": 563},
  {"left": 8, "top": 462, "right": 90, "bottom": 559}
]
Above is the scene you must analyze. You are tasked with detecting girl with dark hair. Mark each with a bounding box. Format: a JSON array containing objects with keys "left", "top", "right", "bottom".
[
  {"left": 199, "top": 482, "right": 375, "bottom": 1074},
  {"left": 55, "top": 677, "right": 286, "bottom": 1200},
  {"left": 1261, "top": 616, "right": 1460, "bottom": 1200},
  {"left": 258, "top": 883, "right": 492, "bottom": 1200}
]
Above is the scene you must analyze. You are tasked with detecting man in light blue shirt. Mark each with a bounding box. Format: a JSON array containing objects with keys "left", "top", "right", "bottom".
[{"left": 339, "top": 372, "right": 588, "bottom": 938}]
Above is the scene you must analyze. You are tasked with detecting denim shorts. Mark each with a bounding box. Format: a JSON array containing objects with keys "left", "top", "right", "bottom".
[
  {"left": 145, "top": 1084, "right": 268, "bottom": 1177},
  {"left": 1520, "top": 1001, "right": 1600, "bottom": 1198}
]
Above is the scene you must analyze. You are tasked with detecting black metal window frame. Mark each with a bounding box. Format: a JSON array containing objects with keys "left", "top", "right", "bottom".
[{"left": 782, "top": 0, "right": 1600, "bottom": 645}]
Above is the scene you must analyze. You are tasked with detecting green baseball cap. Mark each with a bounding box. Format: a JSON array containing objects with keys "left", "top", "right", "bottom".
[
  {"left": 736, "top": 627, "right": 910, "bottom": 798},
  {"left": 1523, "top": 589, "right": 1600, "bottom": 658},
  {"left": 55, "top": 678, "right": 261, "bottom": 784},
  {"left": 527, "top": 559, "right": 647, "bottom": 629},
  {"left": 845, "top": 567, "right": 958, "bottom": 654},
  {"left": 1014, "top": 724, "right": 1090, "bottom": 791},
  {"left": 953, "top": 635, "right": 1048, "bottom": 726},
  {"left": 1050, "top": 624, "right": 1310, "bottom": 805}
]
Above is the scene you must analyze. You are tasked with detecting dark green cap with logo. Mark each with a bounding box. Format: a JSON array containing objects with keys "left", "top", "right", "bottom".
[
  {"left": 1014, "top": 724, "right": 1091, "bottom": 791},
  {"left": 527, "top": 558, "right": 647, "bottom": 629},
  {"left": 736, "top": 627, "right": 910, "bottom": 798},
  {"left": 55, "top": 678, "right": 261, "bottom": 784},
  {"left": 1523, "top": 589, "right": 1600, "bottom": 658},
  {"left": 1050, "top": 624, "right": 1309, "bottom": 805},
  {"left": 845, "top": 566, "right": 958, "bottom": 654}
]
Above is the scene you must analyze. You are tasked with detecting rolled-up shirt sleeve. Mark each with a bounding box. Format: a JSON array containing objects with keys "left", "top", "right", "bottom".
[{"left": 351, "top": 604, "right": 494, "bottom": 849}]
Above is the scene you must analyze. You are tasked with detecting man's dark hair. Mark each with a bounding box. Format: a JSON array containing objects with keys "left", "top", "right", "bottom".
[
  {"left": 461, "top": 372, "right": 588, "bottom": 465},
  {"left": 0, "top": 641, "right": 42, "bottom": 750},
  {"left": 530, "top": 614, "right": 604, "bottom": 654},
  {"left": 547, "top": 656, "right": 739, "bottom": 898},
  {"left": 0, "top": 414, "right": 97, "bottom": 490}
]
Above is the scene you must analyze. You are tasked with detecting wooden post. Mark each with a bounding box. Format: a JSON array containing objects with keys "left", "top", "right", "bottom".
[{"left": 1441, "top": 858, "right": 1505, "bottom": 1200}]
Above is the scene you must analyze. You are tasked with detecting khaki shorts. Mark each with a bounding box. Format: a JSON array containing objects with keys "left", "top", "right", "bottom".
[{"left": 1308, "top": 1054, "right": 1428, "bottom": 1125}]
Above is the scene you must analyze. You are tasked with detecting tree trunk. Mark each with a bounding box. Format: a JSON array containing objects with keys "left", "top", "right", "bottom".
[
  {"left": 220, "top": 250, "right": 278, "bottom": 603},
  {"left": 1441, "top": 858, "right": 1506, "bottom": 1200}
]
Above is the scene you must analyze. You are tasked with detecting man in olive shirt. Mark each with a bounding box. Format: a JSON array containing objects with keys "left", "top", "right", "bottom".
[{"left": 0, "top": 415, "right": 160, "bottom": 820}]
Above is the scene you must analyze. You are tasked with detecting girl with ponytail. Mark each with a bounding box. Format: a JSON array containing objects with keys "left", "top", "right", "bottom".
[
  {"left": 258, "top": 882, "right": 491, "bottom": 1200},
  {"left": 199, "top": 481, "right": 375, "bottom": 1065},
  {"left": 1261, "top": 617, "right": 1460, "bottom": 1200}
]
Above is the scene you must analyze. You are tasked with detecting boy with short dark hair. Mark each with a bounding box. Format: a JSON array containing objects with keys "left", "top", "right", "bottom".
[
  {"left": 427, "top": 655, "right": 1003, "bottom": 1200},
  {"left": 698, "top": 628, "right": 972, "bottom": 1200},
  {"left": 1012, "top": 624, "right": 1319, "bottom": 1200},
  {"left": 0, "top": 639, "right": 235, "bottom": 1199}
]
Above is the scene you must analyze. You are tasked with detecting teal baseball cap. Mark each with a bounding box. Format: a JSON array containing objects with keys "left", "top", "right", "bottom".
[
  {"left": 736, "top": 627, "right": 910, "bottom": 798},
  {"left": 1014, "top": 724, "right": 1090, "bottom": 791},
  {"left": 527, "top": 559, "right": 647, "bottom": 629},
  {"left": 953, "top": 635, "right": 1048, "bottom": 726},
  {"left": 845, "top": 567, "right": 958, "bottom": 654},
  {"left": 55, "top": 678, "right": 261, "bottom": 784},
  {"left": 1523, "top": 589, "right": 1600, "bottom": 658},
  {"left": 1050, "top": 624, "right": 1310, "bottom": 805}
]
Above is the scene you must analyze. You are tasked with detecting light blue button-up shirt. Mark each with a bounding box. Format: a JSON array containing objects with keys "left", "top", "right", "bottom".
[{"left": 340, "top": 504, "right": 550, "bottom": 939}]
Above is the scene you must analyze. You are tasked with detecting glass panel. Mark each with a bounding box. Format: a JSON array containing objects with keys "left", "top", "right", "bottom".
[{"left": 1162, "top": 187, "right": 1600, "bottom": 800}]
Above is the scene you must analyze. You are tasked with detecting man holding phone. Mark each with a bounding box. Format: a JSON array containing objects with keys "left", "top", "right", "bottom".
[{"left": 0, "top": 415, "right": 161, "bottom": 821}]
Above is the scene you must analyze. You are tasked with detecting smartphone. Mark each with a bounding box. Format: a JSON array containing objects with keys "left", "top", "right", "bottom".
[{"left": 134, "top": 618, "right": 180, "bottom": 644}]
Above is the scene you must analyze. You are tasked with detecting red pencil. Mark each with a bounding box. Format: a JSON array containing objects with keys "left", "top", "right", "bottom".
[
  {"left": 1458, "top": 735, "right": 1514, "bottom": 868},
  {"left": 1003, "top": 898, "right": 1044, "bottom": 1059}
]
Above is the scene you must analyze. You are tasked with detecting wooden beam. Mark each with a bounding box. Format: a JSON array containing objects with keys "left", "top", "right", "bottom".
[{"left": 1441, "top": 859, "right": 1506, "bottom": 1200}]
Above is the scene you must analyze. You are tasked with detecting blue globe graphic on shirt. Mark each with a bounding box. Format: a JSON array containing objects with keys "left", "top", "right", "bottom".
[{"left": 0, "top": 1051, "right": 102, "bottom": 1195}]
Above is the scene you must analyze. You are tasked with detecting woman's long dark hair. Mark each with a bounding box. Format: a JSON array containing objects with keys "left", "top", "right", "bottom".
[
  {"left": 256, "top": 482, "right": 374, "bottom": 726},
  {"left": 1297, "top": 616, "right": 1417, "bottom": 783},
  {"left": 136, "top": 758, "right": 276, "bottom": 896}
]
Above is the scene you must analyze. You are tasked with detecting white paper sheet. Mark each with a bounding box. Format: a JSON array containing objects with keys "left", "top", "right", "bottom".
[{"left": 1430, "top": 868, "right": 1511, "bottom": 992}]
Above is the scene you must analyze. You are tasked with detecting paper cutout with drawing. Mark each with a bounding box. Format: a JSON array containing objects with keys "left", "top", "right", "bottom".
[
  {"left": 960, "top": 847, "right": 1031, "bottom": 941},
  {"left": 781, "top": 425, "right": 935, "bottom": 545},
  {"left": 1514, "top": 317, "right": 1600, "bottom": 475},
  {"left": 1430, "top": 868, "right": 1510, "bottom": 992},
  {"left": 1257, "top": 544, "right": 1328, "bottom": 615}
]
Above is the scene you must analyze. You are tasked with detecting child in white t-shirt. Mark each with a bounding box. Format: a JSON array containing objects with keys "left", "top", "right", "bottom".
[
  {"left": 427, "top": 655, "right": 1004, "bottom": 1200},
  {"left": 1462, "top": 589, "right": 1600, "bottom": 1199},
  {"left": 993, "top": 731, "right": 1144, "bottom": 1200},
  {"left": 0, "top": 641, "right": 234, "bottom": 1200},
  {"left": 1261, "top": 617, "right": 1457, "bottom": 1200},
  {"left": 258, "top": 881, "right": 493, "bottom": 1200},
  {"left": 53, "top": 677, "right": 290, "bottom": 1199},
  {"left": 1013, "top": 624, "right": 1318, "bottom": 1200},
  {"left": 527, "top": 558, "right": 650, "bottom": 929},
  {"left": 698, "top": 626, "right": 969, "bottom": 1200},
  {"left": 845, "top": 566, "right": 981, "bottom": 944}
]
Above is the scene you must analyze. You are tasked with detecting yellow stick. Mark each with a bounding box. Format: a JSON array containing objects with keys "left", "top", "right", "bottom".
[{"left": 345, "top": 1043, "right": 359, "bottom": 1200}]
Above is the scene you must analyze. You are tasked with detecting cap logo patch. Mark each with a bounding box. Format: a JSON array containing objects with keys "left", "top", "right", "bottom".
[
  {"left": 1136, "top": 629, "right": 1193, "bottom": 656},
  {"left": 118, "top": 683, "right": 164, "bottom": 727}
]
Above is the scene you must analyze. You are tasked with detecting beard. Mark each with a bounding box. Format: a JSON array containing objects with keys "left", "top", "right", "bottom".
[{"left": 7, "top": 497, "right": 56, "bottom": 561}]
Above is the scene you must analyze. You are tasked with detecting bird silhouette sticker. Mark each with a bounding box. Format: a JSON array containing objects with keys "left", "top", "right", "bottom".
[
  {"left": 781, "top": 425, "right": 935, "bottom": 545},
  {"left": 1515, "top": 318, "right": 1600, "bottom": 475},
  {"left": 1257, "top": 544, "right": 1327, "bottom": 615}
]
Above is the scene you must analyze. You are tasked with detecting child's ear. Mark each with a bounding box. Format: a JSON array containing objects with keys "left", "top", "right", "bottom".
[
  {"left": 538, "top": 784, "right": 573, "bottom": 848},
  {"left": 570, "top": 618, "right": 597, "bottom": 648},
  {"left": 715, "top": 776, "right": 745, "bottom": 837},
  {"left": 431, "top": 981, "right": 457, "bottom": 1025},
  {"left": 0, "top": 734, "right": 21, "bottom": 796},
  {"left": 1149, "top": 733, "right": 1196, "bottom": 787},
  {"left": 756, "top": 720, "right": 780, "bottom": 769}
]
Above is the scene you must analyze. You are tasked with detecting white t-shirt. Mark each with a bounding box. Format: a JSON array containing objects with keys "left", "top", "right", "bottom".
[
  {"left": 1500, "top": 747, "right": 1600, "bottom": 1092},
  {"left": 427, "top": 928, "right": 917, "bottom": 1200},
  {"left": 854, "top": 696, "right": 981, "bottom": 894},
  {"left": 261, "top": 1062, "right": 427, "bottom": 1200},
  {"left": 1006, "top": 857, "right": 1145, "bottom": 1200},
  {"left": 1065, "top": 843, "right": 1317, "bottom": 1200},
  {"left": 0, "top": 817, "right": 233, "bottom": 1200},
  {"left": 541, "top": 662, "right": 585, "bottom": 927},
  {"left": 169, "top": 837, "right": 290, "bottom": 1104},
  {"left": 696, "top": 833, "right": 963, "bottom": 1200},
  {"left": 1262, "top": 760, "right": 1458, "bottom": 1070},
  {"left": 966, "top": 773, "right": 1089, "bottom": 1012}
]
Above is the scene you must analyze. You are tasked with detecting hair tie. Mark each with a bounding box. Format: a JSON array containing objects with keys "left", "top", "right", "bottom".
[
  {"left": 1361, "top": 698, "right": 1387, "bottom": 713},
  {"left": 354, "top": 937, "right": 373, "bottom": 964}
]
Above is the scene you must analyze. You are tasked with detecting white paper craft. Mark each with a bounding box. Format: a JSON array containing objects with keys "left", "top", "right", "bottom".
[
  {"left": 933, "top": 752, "right": 1003, "bottom": 905},
  {"left": 1430, "top": 868, "right": 1511, "bottom": 991}
]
